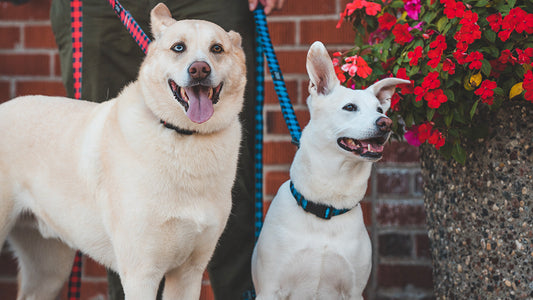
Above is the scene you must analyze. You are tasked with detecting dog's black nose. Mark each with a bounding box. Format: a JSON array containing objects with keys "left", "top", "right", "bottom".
[
  {"left": 188, "top": 61, "right": 211, "bottom": 81},
  {"left": 376, "top": 116, "right": 392, "bottom": 132}
]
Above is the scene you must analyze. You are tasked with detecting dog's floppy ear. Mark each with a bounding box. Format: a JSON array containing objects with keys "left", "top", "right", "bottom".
[
  {"left": 367, "top": 78, "right": 410, "bottom": 112},
  {"left": 306, "top": 41, "right": 339, "bottom": 96},
  {"left": 228, "top": 31, "right": 242, "bottom": 49},
  {"left": 150, "top": 3, "right": 177, "bottom": 39}
]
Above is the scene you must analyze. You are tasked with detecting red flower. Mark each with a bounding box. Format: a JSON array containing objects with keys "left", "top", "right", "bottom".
[
  {"left": 498, "top": 49, "right": 517, "bottom": 65},
  {"left": 422, "top": 71, "right": 441, "bottom": 90},
  {"left": 453, "top": 50, "right": 468, "bottom": 64},
  {"left": 417, "top": 122, "right": 433, "bottom": 143},
  {"left": 378, "top": 12, "right": 397, "bottom": 30},
  {"left": 341, "top": 55, "right": 372, "bottom": 78},
  {"left": 474, "top": 80, "right": 497, "bottom": 104},
  {"left": 390, "top": 92, "right": 401, "bottom": 111},
  {"left": 424, "top": 89, "right": 448, "bottom": 109},
  {"left": 364, "top": 1, "right": 382, "bottom": 16},
  {"left": 487, "top": 13, "right": 502, "bottom": 32},
  {"left": 466, "top": 51, "right": 484, "bottom": 70},
  {"left": 442, "top": 58, "right": 456, "bottom": 75},
  {"left": 516, "top": 48, "right": 533, "bottom": 66},
  {"left": 443, "top": 0, "right": 465, "bottom": 19},
  {"left": 408, "top": 46, "right": 423, "bottom": 66},
  {"left": 392, "top": 23, "right": 413, "bottom": 45},
  {"left": 395, "top": 68, "right": 414, "bottom": 94},
  {"left": 428, "top": 130, "right": 446, "bottom": 149}
]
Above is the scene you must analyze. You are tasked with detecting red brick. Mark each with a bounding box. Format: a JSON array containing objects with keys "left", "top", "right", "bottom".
[
  {"left": 0, "top": 0, "right": 52, "bottom": 21},
  {"left": 377, "top": 172, "right": 410, "bottom": 196},
  {"left": 266, "top": 110, "right": 310, "bottom": 135},
  {"left": 360, "top": 201, "right": 372, "bottom": 226},
  {"left": 0, "top": 282, "right": 18, "bottom": 300},
  {"left": 269, "top": 0, "right": 336, "bottom": 16},
  {"left": 0, "top": 27, "right": 20, "bottom": 49},
  {"left": 0, "top": 251, "right": 17, "bottom": 277},
  {"left": 377, "top": 264, "right": 433, "bottom": 288},
  {"left": 416, "top": 234, "right": 431, "bottom": 259},
  {"left": 80, "top": 281, "right": 108, "bottom": 300},
  {"left": 376, "top": 203, "right": 427, "bottom": 226},
  {"left": 15, "top": 81, "right": 66, "bottom": 97},
  {"left": 380, "top": 141, "right": 420, "bottom": 163},
  {"left": 83, "top": 257, "right": 107, "bottom": 277},
  {"left": 265, "top": 170, "right": 289, "bottom": 196},
  {"left": 24, "top": 25, "right": 57, "bottom": 49},
  {"left": 264, "top": 80, "right": 298, "bottom": 105},
  {"left": 270, "top": 50, "right": 308, "bottom": 74},
  {"left": 300, "top": 20, "right": 355, "bottom": 45},
  {"left": 0, "top": 81, "right": 11, "bottom": 103},
  {"left": 54, "top": 53, "right": 62, "bottom": 76},
  {"left": 268, "top": 21, "right": 296, "bottom": 46},
  {"left": 263, "top": 141, "right": 297, "bottom": 165},
  {"left": 0, "top": 54, "right": 50, "bottom": 76}
]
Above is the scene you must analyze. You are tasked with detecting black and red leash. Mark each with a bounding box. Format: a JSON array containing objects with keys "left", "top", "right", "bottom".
[{"left": 67, "top": 0, "right": 83, "bottom": 299}]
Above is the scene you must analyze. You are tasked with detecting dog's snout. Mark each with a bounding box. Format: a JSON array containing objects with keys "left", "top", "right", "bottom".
[
  {"left": 188, "top": 61, "right": 211, "bottom": 80},
  {"left": 376, "top": 117, "right": 392, "bottom": 133}
]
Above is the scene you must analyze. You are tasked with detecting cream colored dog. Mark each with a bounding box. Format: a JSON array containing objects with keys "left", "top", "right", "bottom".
[
  {"left": 0, "top": 3, "right": 245, "bottom": 300},
  {"left": 251, "top": 42, "right": 409, "bottom": 299}
]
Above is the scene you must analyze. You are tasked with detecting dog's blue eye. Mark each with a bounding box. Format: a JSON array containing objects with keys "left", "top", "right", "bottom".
[
  {"left": 377, "top": 107, "right": 383, "bottom": 114},
  {"left": 171, "top": 43, "right": 186, "bottom": 53},
  {"left": 211, "top": 44, "right": 224, "bottom": 54},
  {"left": 343, "top": 104, "right": 358, "bottom": 112}
]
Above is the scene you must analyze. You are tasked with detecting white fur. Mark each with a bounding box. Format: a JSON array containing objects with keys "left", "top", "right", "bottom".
[
  {"left": 252, "top": 41, "right": 409, "bottom": 300},
  {"left": 0, "top": 4, "right": 246, "bottom": 300}
]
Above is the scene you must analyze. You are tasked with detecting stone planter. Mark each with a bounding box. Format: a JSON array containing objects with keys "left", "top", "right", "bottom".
[{"left": 420, "top": 101, "right": 533, "bottom": 299}]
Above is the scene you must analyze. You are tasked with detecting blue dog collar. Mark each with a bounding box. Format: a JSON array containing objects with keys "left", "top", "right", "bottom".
[{"left": 289, "top": 181, "right": 355, "bottom": 220}]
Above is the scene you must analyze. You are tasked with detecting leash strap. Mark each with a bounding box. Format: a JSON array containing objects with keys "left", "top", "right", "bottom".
[
  {"left": 253, "top": 7, "right": 301, "bottom": 147},
  {"left": 68, "top": 1, "right": 84, "bottom": 299},
  {"left": 107, "top": 0, "right": 151, "bottom": 54},
  {"left": 253, "top": 32, "right": 265, "bottom": 242}
]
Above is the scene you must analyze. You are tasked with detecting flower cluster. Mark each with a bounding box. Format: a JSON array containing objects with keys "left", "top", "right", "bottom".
[{"left": 336, "top": 0, "right": 533, "bottom": 163}]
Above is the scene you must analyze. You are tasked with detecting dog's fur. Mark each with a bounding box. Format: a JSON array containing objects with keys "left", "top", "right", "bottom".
[
  {"left": 0, "top": 4, "right": 246, "bottom": 299},
  {"left": 251, "top": 41, "right": 409, "bottom": 300}
]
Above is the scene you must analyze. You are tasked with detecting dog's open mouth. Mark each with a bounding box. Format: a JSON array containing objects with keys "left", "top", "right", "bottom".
[
  {"left": 337, "top": 137, "right": 387, "bottom": 159},
  {"left": 168, "top": 79, "right": 223, "bottom": 124}
]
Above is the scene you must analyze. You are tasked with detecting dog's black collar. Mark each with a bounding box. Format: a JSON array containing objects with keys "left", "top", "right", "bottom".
[
  {"left": 289, "top": 181, "right": 355, "bottom": 220},
  {"left": 160, "top": 120, "right": 196, "bottom": 135}
]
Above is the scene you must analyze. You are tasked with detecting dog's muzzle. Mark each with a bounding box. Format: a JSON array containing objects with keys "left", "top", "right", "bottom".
[{"left": 168, "top": 78, "right": 223, "bottom": 124}]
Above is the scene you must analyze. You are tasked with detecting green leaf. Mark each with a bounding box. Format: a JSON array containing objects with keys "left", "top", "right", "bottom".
[
  {"left": 506, "top": 0, "right": 517, "bottom": 8},
  {"left": 483, "top": 30, "right": 496, "bottom": 44},
  {"left": 493, "top": 87, "right": 504, "bottom": 95},
  {"left": 437, "top": 16, "right": 448, "bottom": 32},
  {"left": 452, "top": 143, "right": 467, "bottom": 164},
  {"left": 427, "top": 109, "right": 436, "bottom": 121},
  {"left": 469, "top": 100, "right": 479, "bottom": 119},
  {"left": 480, "top": 59, "right": 492, "bottom": 77},
  {"left": 444, "top": 113, "right": 454, "bottom": 127},
  {"left": 475, "top": 0, "right": 490, "bottom": 7}
]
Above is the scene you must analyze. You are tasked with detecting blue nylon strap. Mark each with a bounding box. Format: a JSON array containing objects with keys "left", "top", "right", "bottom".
[
  {"left": 253, "top": 8, "right": 302, "bottom": 147},
  {"left": 253, "top": 32, "right": 265, "bottom": 242}
]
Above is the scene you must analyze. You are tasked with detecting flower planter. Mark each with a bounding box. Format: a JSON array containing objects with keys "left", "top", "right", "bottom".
[{"left": 420, "top": 101, "right": 533, "bottom": 298}]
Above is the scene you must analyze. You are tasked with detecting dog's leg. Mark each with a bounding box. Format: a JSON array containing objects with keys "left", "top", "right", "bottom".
[
  {"left": 161, "top": 264, "right": 205, "bottom": 300},
  {"left": 8, "top": 225, "right": 76, "bottom": 300}
]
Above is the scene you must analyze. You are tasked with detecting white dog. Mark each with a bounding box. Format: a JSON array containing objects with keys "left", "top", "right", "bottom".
[
  {"left": 0, "top": 3, "right": 246, "bottom": 299},
  {"left": 251, "top": 41, "right": 409, "bottom": 300}
]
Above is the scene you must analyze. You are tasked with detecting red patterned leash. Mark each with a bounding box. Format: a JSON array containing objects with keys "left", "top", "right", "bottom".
[
  {"left": 68, "top": 0, "right": 83, "bottom": 299},
  {"left": 107, "top": 0, "right": 151, "bottom": 54}
]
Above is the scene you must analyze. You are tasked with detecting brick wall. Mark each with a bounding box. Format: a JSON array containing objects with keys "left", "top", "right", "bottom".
[{"left": 0, "top": 0, "right": 433, "bottom": 299}]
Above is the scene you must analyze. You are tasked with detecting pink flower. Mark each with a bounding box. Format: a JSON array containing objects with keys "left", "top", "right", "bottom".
[
  {"left": 405, "top": 0, "right": 421, "bottom": 20},
  {"left": 341, "top": 55, "right": 372, "bottom": 78},
  {"left": 405, "top": 128, "right": 422, "bottom": 147}
]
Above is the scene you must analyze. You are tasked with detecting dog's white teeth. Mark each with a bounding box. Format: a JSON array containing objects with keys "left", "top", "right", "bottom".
[
  {"left": 208, "top": 88, "right": 213, "bottom": 99},
  {"left": 347, "top": 139, "right": 356, "bottom": 147},
  {"left": 368, "top": 144, "right": 372, "bottom": 152},
  {"left": 180, "top": 88, "right": 188, "bottom": 101}
]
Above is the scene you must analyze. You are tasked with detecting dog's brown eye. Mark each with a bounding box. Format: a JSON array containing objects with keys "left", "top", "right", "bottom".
[
  {"left": 377, "top": 107, "right": 383, "bottom": 114},
  {"left": 171, "top": 43, "right": 186, "bottom": 53},
  {"left": 343, "top": 104, "right": 358, "bottom": 112},
  {"left": 211, "top": 44, "right": 224, "bottom": 54}
]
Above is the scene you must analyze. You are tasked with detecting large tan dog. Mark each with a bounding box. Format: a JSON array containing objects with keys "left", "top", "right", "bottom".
[{"left": 0, "top": 3, "right": 245, "bottom": 299}]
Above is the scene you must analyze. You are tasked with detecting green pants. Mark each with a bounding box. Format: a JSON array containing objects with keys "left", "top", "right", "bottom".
[{"left": 51, "top": 1, "right": 257, "bottom": 299}]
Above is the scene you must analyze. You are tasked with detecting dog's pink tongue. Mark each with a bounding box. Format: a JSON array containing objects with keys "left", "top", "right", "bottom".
[{"left": 184, "top": 86, "right": 214, "bottom": 124}]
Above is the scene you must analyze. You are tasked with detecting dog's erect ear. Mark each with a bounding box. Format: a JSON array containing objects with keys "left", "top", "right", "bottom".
[
  {"left": 367, "top": 78, "right": 410, "bottom": 112},
  {"left": 150, "top": 3, "right": 177, "bottom": 39},
  {"left": 306, "top": 41, "right": 339, "bottom": 96},
  {"left": 228, "top": 31, "right": 242, "bottom": 49}
]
